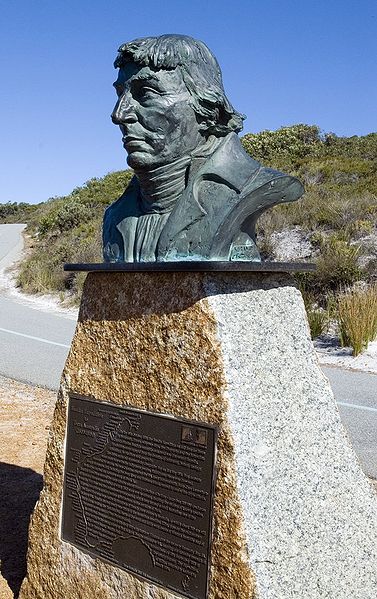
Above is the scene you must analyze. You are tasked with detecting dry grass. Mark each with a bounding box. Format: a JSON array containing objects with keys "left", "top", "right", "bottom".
[
  {"left": 337, "top": 284, "right": 377, "bottom": 355},
  {"left": 306, "top": 307, "right": 329, "bottom": 339},
  {"left": 301, "top": 290, "right": 329, "bottom": 339}
]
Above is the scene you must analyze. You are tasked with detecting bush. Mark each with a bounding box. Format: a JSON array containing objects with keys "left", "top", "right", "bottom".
[
  {"left": 241, "top": 124, "right": 322, "bottom": 168},
  {"left": 337, "top": 285, "right": 377, "bottom": 355},
  {"left": 313, "top": 234, "right": 362, "bottom": 291},
  {"left": 0, "top": 201, "right": 38, "bottom": 223},
  {"left": 17, "top": 254, "right": 66, "bottom": 294},
  {"left": 17, "top": 217, "right": 103, "bottom": 301},
  {"left": 14, "top": 170, "right": 132, "bottom": 304},
  {"left": 306, "top": 307, "right": 329, "bottom": 339},
  {"left": 301, "top": 290, "right": 329, "bottom": 339},
  {"left": 38, "top": 198, "right": 92, "bottom": 235}
]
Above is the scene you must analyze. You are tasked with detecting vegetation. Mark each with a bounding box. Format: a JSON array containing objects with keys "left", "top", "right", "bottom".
[
  {"left": 243, "top": 125, "right": 377, "bottom": 276},
  {"left": 337, "top": 285, "right": 377, "bottom": 356},
  {"left": 0, "top": 201, "right": 39, "bottom": 223},
  {"left": 306, "top": 307, "right": 329, "bottom": 340},
  {"left": 5, "top": 171, "right": 132, "bottom": 303},
  {"left": 303, "top": 301, "right": 329, "bottom": 340},
  {"left": 243, "top": 125, "right": 377, "bottom": 352},
  {"left": 1, "top": 124, "right": 376, "bottom": 354},
  {"left": 308, "top": 232, "right": 362, "bottom": 292}
]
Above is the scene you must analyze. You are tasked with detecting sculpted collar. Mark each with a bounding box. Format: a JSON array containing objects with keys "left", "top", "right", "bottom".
[{"left": 134, "top": 155, "right": 191, "bottom": 215}]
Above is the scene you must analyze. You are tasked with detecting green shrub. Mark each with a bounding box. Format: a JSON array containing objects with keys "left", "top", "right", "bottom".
[
  {"left": 306, "top": 307, "right": 329, "bottom": 339},
  {"left": 0, "top": 201, "right": 38, "bottom": 223},
  {"left": 301, "top": 290, "right": 329, "bottom": 339},
  {"left": 314, "top": 234, "right": 362, "bottom": 291},
  {"left": 38, "top": 198, "right": 92, "bottom": 235},
  {"left": 14, "top": 170, "right": 132, "bottom": 303},
  {"left": 17, "top": 254, "right": 66, "bottom": 294},
  {"left": 241, "top": 124, "right": 322, "bottom": 168}
]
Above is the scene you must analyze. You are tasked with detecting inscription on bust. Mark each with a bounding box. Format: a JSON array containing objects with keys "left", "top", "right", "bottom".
[
  {"left": 62, "top": 394, "right": 217, "bottom": 599},
  {"left": 230, "top": 244, "right": 260, "bottom": 261}
]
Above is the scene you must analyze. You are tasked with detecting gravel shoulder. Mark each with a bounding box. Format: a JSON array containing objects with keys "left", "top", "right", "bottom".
[{"left": 0, "top": 377, "right": 56, "bottom": 598}]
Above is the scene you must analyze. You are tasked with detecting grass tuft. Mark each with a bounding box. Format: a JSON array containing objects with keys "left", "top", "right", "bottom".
[
  {"left": 337, "top": 284, "right": 377, "bottom": 355},
  {"left": 301, "top": 290, "right": 329, "bottom": 339}
]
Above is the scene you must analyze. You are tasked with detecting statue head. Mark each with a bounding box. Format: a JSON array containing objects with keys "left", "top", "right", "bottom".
[{"left": 111, "top": 34, "right": 244, "bottom": 169}]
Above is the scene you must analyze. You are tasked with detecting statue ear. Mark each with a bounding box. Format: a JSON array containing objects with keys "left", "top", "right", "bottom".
[{"left": 197, "top": 120, "right": 211, "bottom": 134}]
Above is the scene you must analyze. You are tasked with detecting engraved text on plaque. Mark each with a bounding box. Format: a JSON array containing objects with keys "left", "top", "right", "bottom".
[{"left": 61, "top": 394, "right": 217, "bottom": 599}]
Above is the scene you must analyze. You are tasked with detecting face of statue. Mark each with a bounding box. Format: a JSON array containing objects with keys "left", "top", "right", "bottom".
[{"left": 112, "top": 62, "right": 202, "bottom": 169}]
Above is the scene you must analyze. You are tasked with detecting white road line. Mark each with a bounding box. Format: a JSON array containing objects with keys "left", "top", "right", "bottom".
[
  {"left": 338, "top": 401, "right": 377, "bottom": 414},
  {"left": 0, "top": 326, "right": 70, "bottom": 349}
]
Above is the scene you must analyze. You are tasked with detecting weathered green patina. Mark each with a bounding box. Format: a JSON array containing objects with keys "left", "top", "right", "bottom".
[{"left": 103, "top": 34, "right": 304, "bottom": 263}]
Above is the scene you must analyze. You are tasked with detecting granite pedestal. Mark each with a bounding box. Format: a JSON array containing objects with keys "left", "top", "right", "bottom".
[{"left": 19, "top": 271, "right": 377, "bottom": 599}]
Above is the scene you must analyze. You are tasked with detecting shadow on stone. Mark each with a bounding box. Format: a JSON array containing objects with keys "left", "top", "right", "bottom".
[{"left": 0, "top": 462, "right": 43, "bottom": 597}]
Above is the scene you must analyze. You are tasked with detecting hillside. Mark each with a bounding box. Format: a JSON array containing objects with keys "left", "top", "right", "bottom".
[
  {"left": 1, "top": 124, "right": 376, "bottom": 304},
  {"left": 0, "top": 170, "right": 132, "bottom": 300}
]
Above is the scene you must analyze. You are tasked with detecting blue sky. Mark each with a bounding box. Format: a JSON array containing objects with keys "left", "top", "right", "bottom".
[{"left": 0, "top": 0, "right": 376, "bottom": 204}]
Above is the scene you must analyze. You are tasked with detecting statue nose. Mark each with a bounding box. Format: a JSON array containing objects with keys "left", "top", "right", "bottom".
[{"left": 111, "top": 95, "right": 137, "bottom": 125}]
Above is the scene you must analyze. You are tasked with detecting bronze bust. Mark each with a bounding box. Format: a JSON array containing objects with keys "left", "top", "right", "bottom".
[{"left": 103, "top": 34, "right": 304, "bottom": 263}]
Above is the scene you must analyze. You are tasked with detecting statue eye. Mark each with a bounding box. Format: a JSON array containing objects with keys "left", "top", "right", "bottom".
[{"left": 140, "top": 86, "right": 160, "bottom": 97}]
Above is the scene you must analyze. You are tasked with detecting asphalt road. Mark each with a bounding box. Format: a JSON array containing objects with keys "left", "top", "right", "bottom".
[
  {"left": 323, "top": 366, "right": 377, "bottom": 479},
  {"left": 0, "top": 223, "right": 25, "bottom": 271},
  {"left": 0, "top": 224, "right": 376, "bottom": 478},
  {"left": 0, "top": 224, "right": 76, "bottom": 389}
]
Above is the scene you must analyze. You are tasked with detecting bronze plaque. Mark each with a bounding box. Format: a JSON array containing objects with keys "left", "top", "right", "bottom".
[{"left": 62, "top": 394, "right": 218, "bottom": 599}]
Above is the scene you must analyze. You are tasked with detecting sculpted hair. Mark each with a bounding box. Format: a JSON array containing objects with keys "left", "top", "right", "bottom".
[{"left": 114, "top": 34, "right": 245, "bottom": 137}]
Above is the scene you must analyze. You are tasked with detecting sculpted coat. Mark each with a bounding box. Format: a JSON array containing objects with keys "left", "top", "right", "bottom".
[{"left": 103, "top": 133, "right": 303, "bottom": 262}]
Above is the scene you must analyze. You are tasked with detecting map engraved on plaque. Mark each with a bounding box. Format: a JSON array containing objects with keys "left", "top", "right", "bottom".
[{"left": 62, "top": 394, "right": 217, "bottom": 599}]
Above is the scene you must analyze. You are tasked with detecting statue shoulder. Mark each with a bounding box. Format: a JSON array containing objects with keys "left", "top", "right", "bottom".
[
  {"left": 240, "top": 164, "right": 304, "bottom": 203},
  {"left": 103, "top": 175, "right": 139, "bottom": 224}
]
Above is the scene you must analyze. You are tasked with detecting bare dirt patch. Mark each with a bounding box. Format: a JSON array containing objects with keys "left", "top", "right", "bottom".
[{"left": 0, "top": 377, "right": 56, "bottom": 598}]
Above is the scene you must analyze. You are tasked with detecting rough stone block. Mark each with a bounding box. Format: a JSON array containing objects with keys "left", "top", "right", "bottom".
[{"left": 19, "top": 272, "right": 377, "bottom": 599}]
